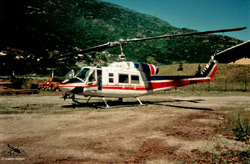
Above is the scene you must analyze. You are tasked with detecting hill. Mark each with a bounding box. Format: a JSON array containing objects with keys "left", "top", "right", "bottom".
[
  {"left": 0, "top": 0, "right": 244, "bottom": 75},
  {"left": 229, "top": 58, "right": 250, "bottom": 64}
]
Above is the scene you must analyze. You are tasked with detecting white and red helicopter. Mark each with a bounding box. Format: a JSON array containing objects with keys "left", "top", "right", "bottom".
[{"left": 58, "top": 27, "right": 248, "bottom": 107}]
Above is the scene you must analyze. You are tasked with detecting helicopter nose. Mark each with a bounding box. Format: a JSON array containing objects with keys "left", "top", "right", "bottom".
[
  {"left": 59, "top": 84, "right": 74, "bottom": 92},
  {"left": 59, "top": 78, "right": 84, "bottom": 93},
  {"left": 59, "top": 81, "right": 76, "bottom": 92}
]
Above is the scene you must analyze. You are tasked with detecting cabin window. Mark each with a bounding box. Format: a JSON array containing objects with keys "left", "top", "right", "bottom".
[
  {"left": 109, "top": 73, "right": 114, "bottom": 83},
  {"left": 109, "top": 78, "right": 114, "bottom": 83},
  {"left": 134, "top": 63, "right": 139, "bottom": 69},
  {"left": 131, "top": 75, "right": 139, "bottom": 84},
  {"left": 119, "top": 74, "right": 128, "bottom": 83}
]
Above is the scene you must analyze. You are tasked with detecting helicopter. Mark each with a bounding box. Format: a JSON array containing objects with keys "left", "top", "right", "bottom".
[{"left": 58, "top": 27, "right": 247, "bottom": 107}]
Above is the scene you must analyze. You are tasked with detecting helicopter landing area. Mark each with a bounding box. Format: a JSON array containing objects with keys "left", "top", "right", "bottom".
[{"left": 0, "top": 94, "right": 249, "bottom": 163}]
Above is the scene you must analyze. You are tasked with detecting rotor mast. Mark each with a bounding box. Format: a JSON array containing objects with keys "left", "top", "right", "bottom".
[{"left": 118, "top": 42, "right": 126, "bottom": 60}]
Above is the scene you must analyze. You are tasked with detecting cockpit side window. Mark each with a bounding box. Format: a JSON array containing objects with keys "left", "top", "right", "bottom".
[
  {"left": 89, "top": 70, "right": 96, "bottom": 82},
  {"left": 76, "top": 68, "right": 90, "bottom": 80}
]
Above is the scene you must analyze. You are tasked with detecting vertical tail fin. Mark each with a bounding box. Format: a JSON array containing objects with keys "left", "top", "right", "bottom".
[{"left": 201, "top": 58, "right": 218, "bottom": 80}]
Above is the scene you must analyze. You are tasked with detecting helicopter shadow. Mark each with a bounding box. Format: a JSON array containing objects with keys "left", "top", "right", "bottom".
[
  {"left": 61, "top": 98, "right": 213, "bottom": 111},
  {"left": 151, "top": 103, "right": 213, "bottom": 111},
  {"left": 61, "top": 100, "right": 144, "bottom": 109},
  {"left": 144, "top": 98, "right": 212, "bottom": 111}
]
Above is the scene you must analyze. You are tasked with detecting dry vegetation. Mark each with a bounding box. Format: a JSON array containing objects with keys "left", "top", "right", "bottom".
[{"left": 159, "top": 63, "right": 250, "bottom": 92}]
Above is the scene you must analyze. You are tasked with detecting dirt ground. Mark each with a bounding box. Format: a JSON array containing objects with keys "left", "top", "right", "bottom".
[{"left": 0, "top": 94, "right": 249, "bottom": 163}]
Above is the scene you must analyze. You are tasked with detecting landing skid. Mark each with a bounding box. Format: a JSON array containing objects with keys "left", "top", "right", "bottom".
[
  {"left": 136, "top": 97, "right": 144, "bottom": 106},
  {"left": 62, "top": 94, "right": 146, "bottom": 108},
  {"left": 62, "top": 93, "right": 91, "bottom": 104},
  {"left": 102, "top": 97, "right": 109, "bottom": 108},
  {"left": 98, "top": 103, "right": 145, "bottom": 109},
  {"left": 101, "top": 97, "right": 145, "bottom": 108}
]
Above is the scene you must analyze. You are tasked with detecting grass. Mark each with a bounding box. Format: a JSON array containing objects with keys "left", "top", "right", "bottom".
[
  {"left": 207, "top": 106, "right": 250, "bottom": 163},
  {"left": 233, "top": 114, "right": 250, "bottom": 142},
  {"left": 0, "top": 103, "right": 72, "bottom": 115},
  {"left": 201, "top": 148, "right": 250, "bottom": 164},
  {"left": 0, "top": 100, "right": 99, "bottom": 115},
  {"left": 158, "top": 63, "right": 250, "bottom": 92},
  {"left": 225, "top": 107, "right": 250, "bottom": 143},
  {"left": 180, "top": 105, "right": 250, "bottom": 164},
  {"left": 1, "top": 90, "right": 249, "bottom": 163},
  {"left": 156, "top": 90, "right": 250, "bottom": 97},
  {"left": 187, "top": 143, "right": 250, "bottom": 164}
]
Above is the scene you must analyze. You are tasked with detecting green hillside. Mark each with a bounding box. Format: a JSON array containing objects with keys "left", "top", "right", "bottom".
[{"left": 0, "top": 0, "right": 244, "bottom": 76}]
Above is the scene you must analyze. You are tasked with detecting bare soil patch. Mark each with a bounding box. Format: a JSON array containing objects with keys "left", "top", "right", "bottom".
[{"left": 0, "top": 94, "right": 249, "bottom": 163}]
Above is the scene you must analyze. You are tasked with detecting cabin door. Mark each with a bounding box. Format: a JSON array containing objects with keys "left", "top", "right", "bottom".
[
  {"left": 118, "top": 73, "right": 129, "bottom": 90},
  {"left": 97, "top": 70, "right": 102, "bottom": 90},
  {"left": 87, "top": 70, "right": 97, "bottom": 91},
  {"left": 130, "top": 74, "right": 140, "bottom": 91}
]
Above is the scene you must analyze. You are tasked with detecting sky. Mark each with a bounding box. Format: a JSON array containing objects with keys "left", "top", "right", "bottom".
[{"left": 104, "top": 0, "right": 250, "bottom": 41}]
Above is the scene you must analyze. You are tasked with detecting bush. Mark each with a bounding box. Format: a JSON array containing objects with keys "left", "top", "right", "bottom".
[{"left": 232, "top": 114, "right": 250, "bottom": 142}]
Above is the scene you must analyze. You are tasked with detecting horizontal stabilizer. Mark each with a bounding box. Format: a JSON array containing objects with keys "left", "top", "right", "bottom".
[{"left": 214, "top": 40, "right": 250, "bottom": 63}]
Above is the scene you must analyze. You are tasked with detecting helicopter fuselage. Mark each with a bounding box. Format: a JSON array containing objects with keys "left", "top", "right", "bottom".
[{"left": 59, "top": 61, "right": 217, "bottom": 98}]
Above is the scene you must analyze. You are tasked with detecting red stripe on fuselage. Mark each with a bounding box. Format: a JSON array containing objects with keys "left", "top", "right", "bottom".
[
  {"left": 59, "top": 84, "right": 77, "bottom": 88},
  {"left": 102, "top": 77, "right": 209, "bottom": 91},
  {"left": 59, "top": 83, "right": 98, "bottom": 88}
]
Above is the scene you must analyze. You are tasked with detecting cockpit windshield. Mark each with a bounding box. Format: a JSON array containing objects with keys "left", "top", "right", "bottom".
[{"left": 76, "top": 68, "right": 90, "bottom": 80}]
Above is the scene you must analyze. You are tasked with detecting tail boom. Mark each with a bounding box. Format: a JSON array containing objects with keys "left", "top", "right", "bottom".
[{"left": 148, "top": 60, "right": 218, "bottom": 92}]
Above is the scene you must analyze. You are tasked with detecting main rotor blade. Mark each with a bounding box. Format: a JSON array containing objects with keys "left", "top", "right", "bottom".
[
  {"left": 121, "top": 27, "right": 247, "bottom": 43},
  {"left": 215, "top": 40, "right": 250, "bottom": 63},
  {"left": 55, "top": 27, "right": 246, "bottom": 59},
  {"left": 54, "top": 42, "right": 119, "bottom": 59}
]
